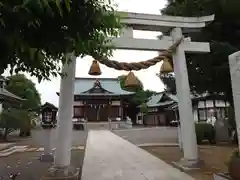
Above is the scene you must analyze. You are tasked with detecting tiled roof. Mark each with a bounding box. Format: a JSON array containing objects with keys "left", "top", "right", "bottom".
[
  {"left": 146, "top": 93, "right": 163, "bottom": 107},
  {"left": 74, "top": 78, "right": 134, "bottom": 96},
  {"left": 146, "top": 92, "right": 177, "bottom": 107},
  {"left": 0, "top": 88, "right": 25, "bottom": 102}
]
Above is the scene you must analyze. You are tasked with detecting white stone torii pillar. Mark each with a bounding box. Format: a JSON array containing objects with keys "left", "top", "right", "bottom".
[
  {"left": 54, "top": 54, "right": 77, "bottom": 167},
  {"left": 54, "top": 12, "right": 215, "bottom": 173},
  {"left": 111, "top": 12, "right": 214, "bottom": 167},
  {"left": 229, "top": 52, "right": 240, "bottom": 152}
]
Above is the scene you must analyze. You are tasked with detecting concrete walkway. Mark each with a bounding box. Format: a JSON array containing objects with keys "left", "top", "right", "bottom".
[{"left": 82, "top": 130, "right": 194, "bottom": 180}]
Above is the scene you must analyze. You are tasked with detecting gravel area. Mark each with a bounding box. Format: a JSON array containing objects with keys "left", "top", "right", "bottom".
[
  {"left": 142, "top": 145, "right": 237, "bottom": 180},
  {"left": 0, "top": 150, "right": 85, "bottom": 180}
]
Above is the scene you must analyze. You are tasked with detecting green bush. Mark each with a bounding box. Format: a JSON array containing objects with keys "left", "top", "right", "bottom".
[{"left": 195, "top": 122, "right": 216, "bottom": 144}]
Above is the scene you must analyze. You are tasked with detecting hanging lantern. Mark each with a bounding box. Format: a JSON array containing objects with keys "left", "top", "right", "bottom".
[
  {"left": 88, "top": 60, "right": 102, "bottom": 76},
  {"left": 160, "top": 58, "right": 173, "bottom": 74},
  {"left": 124, "top": 71, "right": 140, "bottom": 88}
]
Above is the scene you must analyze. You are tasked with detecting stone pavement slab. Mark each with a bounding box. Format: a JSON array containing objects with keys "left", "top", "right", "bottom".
[
  {"left": 82, "top": 130, "right": 194, "bottom": 180},
  {"left": 0, "top": 145, "right": 85, "bottom": 157},
  {"left": 0, "top": 143, "right": 15, "bottom": 151}
]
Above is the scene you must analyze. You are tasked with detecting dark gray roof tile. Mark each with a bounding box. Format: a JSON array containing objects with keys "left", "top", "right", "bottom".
[{"left": 74, "top": 78, "right": 134, "bottom": 96}]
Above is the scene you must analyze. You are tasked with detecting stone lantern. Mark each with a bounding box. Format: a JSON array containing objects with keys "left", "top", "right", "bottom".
[
  {"left": 40, "top": 102, "right": 58, "bottom": 162},
  {"left": 41, "top": 102, "right": 58, "bottom": 128}
]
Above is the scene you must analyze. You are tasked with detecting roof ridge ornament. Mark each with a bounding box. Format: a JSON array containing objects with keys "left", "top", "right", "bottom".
[{"left": 94, "top": 79, "right": 101, "bottom": 88}]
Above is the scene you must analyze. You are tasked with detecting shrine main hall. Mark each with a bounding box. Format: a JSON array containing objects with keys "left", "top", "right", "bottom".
[{"left": 57, "top": 77, "right": 134, "bottom": 122}]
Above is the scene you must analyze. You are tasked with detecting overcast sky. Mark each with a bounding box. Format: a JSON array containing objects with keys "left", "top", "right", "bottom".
[{"left": 4, "top": 0, "right": 168, "bottom": 106}]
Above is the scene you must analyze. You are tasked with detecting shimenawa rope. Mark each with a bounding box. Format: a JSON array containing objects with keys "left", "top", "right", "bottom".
[{"left": 94, "top": 37, "right": 183, "bottom": 71}]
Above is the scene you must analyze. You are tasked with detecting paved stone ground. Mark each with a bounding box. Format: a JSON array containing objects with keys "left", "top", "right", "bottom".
[
  {"left": 11, "top": 129, "right": 88, "bottom": 147},
  {"left": 5, "top": 127, "right": 178, "bottom": 148},
  {"left": 113, "top": 127, "right": 178, "bottom": 145},
  {"left": 0, "top": 150, "right": 84, "bottom": 180},
  {"left": 82, "top": 130, "right": 193, "bottom": 180}
]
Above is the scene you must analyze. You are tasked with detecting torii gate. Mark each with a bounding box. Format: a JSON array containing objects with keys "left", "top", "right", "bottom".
[
  {"left": 229, "top": 52, "right": 240, "bottom": 152},
  {"left": 54, "top": 12, "right": 215, "bottom": 171}
]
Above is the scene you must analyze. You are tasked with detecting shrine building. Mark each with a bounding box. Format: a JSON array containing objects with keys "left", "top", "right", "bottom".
[{"left": 57, "top": 78, "right": 134, "bottom": 122}]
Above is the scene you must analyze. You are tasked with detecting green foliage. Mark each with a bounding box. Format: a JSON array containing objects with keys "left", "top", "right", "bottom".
[
  {"left": 140, "top": 103, "right": 148, "bottom": 114},
  {"left": 4, "top": 74, "right": 41, "bottom": 110},
  {"left": 0, "top": 109, "right": 23, "bottom": 129},
  {"left": 195, "top": 122, "right": 216, "bottom": 144},
  {"left": 0, "top": 0, "right": 122, "bottom": 82},
  {"left": 0, "top": 108, "right": 30, "bottom": 139},
  {"left": 230, "top": 149, "right": 240, "bottom": 160},
  {"left": 162, "top": 0, "right": 240, "bottom": 104},
  {"left": 157, "top": 74, "right": 176, "bottom": 94},
  {"left": 132, "top": 90, "right": 155, "bottom": 105},
  {"left": 118, "top": 75, "right": 155, "bottom": 105}
]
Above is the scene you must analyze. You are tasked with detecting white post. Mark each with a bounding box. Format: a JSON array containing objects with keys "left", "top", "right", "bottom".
[
  {"left": 229, "top": 52, "right": 240, "bottom": 152},
  {"left": 171, "top": 27, "right": 198, "bottom": 165},
  {"left": 121, "top": 27, "right": 134, "bottom": 38},
  {"left": 108, "top": 118, "right": 112, "bottom": 131},
  {"left": 175, "top": 110, "right": 183, "bottom": 150},
  {"left": 54, "top": 54, "right": 76, "bottom": 167},
  {"left": 40, "top": 128, "right": 53, "bottom": 162},
  {"left": 0, "top": 103, "right": 2, "bottom": 114},
  {"left": 44, "top": 129, "right": 52, "bottom": 154}
]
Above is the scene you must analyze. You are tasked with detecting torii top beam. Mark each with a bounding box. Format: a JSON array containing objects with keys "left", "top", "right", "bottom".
[
  {"left": 109, "top": 12, "right": 215, "bottom": 53},
  {"left": 117, "top": 11, "right": 215, "bottom": 33}
]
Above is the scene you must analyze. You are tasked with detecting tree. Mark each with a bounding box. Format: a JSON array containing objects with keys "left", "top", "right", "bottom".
[
  {"left": 0, "top": 108, "right": 29, "bottom": 140},
  {"left": 157, "top": 73, "right": 176, "bottom": 94},
  {"left": 162, "top": 0, "right": 240, "bottom": 105},
  {"left": 5, "top": 74, "right": 41, "bottom": 110},
  {"left": 3, "top": 74, "right": 41, "bottom": 137},
  {"left": 118, "top": 75, "right": 155, "bottom": 105},
  {"left": 140, "top": 103, "right": 148, "bottom": 114},
  {"left": 0, "top": 0, "right": 122, "bottom": 82},
  {"left": 118, "top": 74, "right": 155, "bottom": 124}
]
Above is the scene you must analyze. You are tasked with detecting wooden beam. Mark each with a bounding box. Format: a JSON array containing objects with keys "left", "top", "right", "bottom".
[{"left": 109, "top": 37, "right": 210, "bottom": 53}]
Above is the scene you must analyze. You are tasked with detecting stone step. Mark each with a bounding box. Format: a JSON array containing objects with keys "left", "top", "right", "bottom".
[{"left": 0, "top": 146, "right": 84, "bottom": 157}]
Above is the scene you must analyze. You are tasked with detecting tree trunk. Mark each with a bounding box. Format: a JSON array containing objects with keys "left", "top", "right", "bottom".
[{"left": 3, "top": 128, "right": 8, "bottom": 140}]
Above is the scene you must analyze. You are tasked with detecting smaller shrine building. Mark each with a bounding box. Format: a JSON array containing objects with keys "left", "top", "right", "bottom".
[{"left": 137, "top": 92, "right": 178, "bottom": 126}]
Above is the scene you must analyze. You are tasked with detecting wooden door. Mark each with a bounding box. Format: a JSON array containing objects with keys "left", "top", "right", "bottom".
[
  {"left": 99, "top": 106, "right": 108, "bottom": 121},
  {"left": 86, "top": 106, "right": 97, "bottom": 121}
]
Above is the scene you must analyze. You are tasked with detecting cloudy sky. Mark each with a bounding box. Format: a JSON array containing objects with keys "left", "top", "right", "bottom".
[{"left": 5, "top": 0, "right": 168, "bottom": 106}]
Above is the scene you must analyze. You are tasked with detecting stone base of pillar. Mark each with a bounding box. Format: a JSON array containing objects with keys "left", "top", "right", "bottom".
[
  {"left": 172, "top": 158, "right": 204, "bottom": 171},
  {"left": 41, "top": 166, "right": 80, "bottom": 180},
  {"left": 40, "top": 154, "right": 54, "bottom": 162}
]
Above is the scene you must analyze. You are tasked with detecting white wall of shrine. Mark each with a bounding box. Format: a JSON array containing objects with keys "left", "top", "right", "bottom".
[
  {"left": 193, "top": 100, "right": 229, "bottom": 122},
  {"left": 111, "top": 101, "right": 121, "bottom": 106},
  {"left": 198, "top": 100, "right": 229, "bottom": 108},
  {"left": 73, "top": 101, "right": 84, "bottom": 106}
]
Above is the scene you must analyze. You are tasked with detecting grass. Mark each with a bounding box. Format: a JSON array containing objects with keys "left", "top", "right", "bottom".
[{"left": 142, "top": 144, "right": 237, "bottom": 180}]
